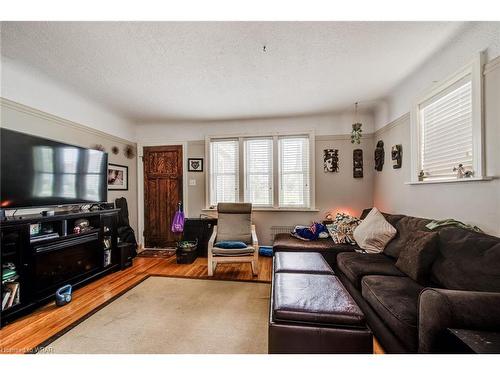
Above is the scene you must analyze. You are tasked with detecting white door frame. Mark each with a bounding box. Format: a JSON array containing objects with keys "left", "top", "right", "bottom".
[{"left": 137, "top": 140, "right": 189, "bottom": 248}]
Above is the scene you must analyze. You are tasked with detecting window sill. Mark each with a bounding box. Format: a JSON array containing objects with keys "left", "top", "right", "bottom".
[
  {"left": 202, "top": 207, "right": 320, "bottom": 212},
  {"left": 405, "top": 177, "right": 494, "bottom": 185}
]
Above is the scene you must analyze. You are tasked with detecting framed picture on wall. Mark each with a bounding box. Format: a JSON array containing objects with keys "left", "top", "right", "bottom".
[
  {"left": 108, "top": 163, "right": 128, "bottom": 190},
  {"left": 188, "top": 158, "right": 203, "bottom": 172}
]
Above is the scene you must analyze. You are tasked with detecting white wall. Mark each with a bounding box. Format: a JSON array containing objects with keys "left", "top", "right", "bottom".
[
  {"left": 136, "top": 112, "right": 374, "bottom": 142},
  {"left": 375, "top": 22, "right": 500, "bottom": 129},
  {"left": 137, "top": 113, "right": 376, "bottom": 245},
  {"left": 1, "top": 57, "right": 136, "bottom": 141},
  {"left": 373, "top": 22, "right": 500, "bottom": 236}
]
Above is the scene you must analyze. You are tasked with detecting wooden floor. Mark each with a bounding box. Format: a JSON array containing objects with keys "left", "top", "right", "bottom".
[{"left": 0, "top": 255, "right": 384, "bottom": 354}]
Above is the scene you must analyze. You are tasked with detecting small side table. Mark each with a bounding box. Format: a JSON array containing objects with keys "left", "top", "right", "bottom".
[{"left": 445, "top": 329, "right": 500, "bottom": 353}]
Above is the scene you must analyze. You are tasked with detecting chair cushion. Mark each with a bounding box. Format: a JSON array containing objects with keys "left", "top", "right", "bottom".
[
  {"left": 216, "top": 202, "right": 253, "bottom": 243},
  {"left": 336, "top": 252, "right": 405, "bottom": 289},
  {"left": 361, "top": 275, "right": 424, "bottom": 352},
  {"left": 275, "top": 252, "right": 334, "bottom": 275},
  {"left": 431, "top": 227, "right": 500, "bottom": 292},
  {"left": 214, "top": 241, "right": 248, "bottom": 249},
  {"left": 353, "top": 208, "right": 397, "bottom": 253},
  {"left": 273, "top": 273, "right": 365, "bottom": 327},
  {"left": 212, "top": 246, "right": 255, "bottom": 256},
  {"left": 395, "top": 230, "right": 439, "bottom": 284}
]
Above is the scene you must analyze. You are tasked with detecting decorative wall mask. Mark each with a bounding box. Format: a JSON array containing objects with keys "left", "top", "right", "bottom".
[
  {"left": 351, "top": 102, "right": 363, "bottom": 144},
  {"left": 374, "top": 140, "right": 385, "bottom": 171},
  {"left": 124, "top": 145, "right": 136, "bottom": 159},
  {"left": 353, "top": 149, "right": 363, "bottom": 178},
  {"left": 391, "top": 144, "right": 402, "bottom": 169},
  {"left": 324, "top": 149, "right": 339, "bottom": 172},
  {"left": 111, "top": 146, "right": 119, "bottom": 155},
  {"left": 92, "top": 144, "right": 105, "bottom": 152}
]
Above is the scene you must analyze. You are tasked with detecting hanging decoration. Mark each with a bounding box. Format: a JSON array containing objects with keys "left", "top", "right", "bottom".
[
  {"left": 124, "top": 145, "right": 136, "bottom": 159},
  {"left": 92, "top": 144, "right": 105, "bottom": 152},
  {"left": 111, "top": 146, "right": 119, "bottom": 155},
  {"left": 391, "top": 145, "right": 402, "bottom": 169},
  {"left": 324, "top": 149, "right": 339, "bottom": 172},
  {"left": 351, "top": 102, "right": 363, "bottom": 144},
  {"left": 374, "top": 140, "right": 385, "bottom": 171},
  {"left": 353, "top": 149, "right": 363, "bottom": 178}
]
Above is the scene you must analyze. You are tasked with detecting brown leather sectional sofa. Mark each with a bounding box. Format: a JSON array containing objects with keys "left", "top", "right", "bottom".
[{"left": 272, "top": 209, "right": 500, "bottom": 353}]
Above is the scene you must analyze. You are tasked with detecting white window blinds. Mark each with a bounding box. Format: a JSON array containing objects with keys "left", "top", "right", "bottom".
[
  {"left": 210, "top": 139, "right": 239, "bottom": 205},
  {"left": 244, "top": 138, "right": 273, "bottom": 206},
  {"left": 420, "top": 78, "right": 473, "bottom": 180},
  {"left": 279, "top": 136, "right": 310, "bottom": 207}
]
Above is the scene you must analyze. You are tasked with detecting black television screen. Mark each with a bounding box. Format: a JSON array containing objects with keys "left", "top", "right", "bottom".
[{"left": 1, "top": 128, "right": 108, "bottom": 209}]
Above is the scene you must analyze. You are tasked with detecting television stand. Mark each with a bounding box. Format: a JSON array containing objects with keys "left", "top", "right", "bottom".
[{"left": 0, "top": 208, "right": 127, "bottom": 328}]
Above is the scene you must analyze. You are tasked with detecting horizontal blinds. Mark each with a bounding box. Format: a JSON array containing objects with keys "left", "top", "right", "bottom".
[
  {"left": 279, "top": 136, "right": 310, "bottom": 207},
  {"left": 244, "top": 138, "right": 273, "bottom": 206},
  {"left": 420, "top": 80, "right": 473, "bottom": 179},
  {"left": 210, "top": 139, "right": 239, "bottom": 205}
]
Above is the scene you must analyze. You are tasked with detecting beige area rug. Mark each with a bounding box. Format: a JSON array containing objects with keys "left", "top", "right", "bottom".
[{"left": 42, "top": 277, "right": 270, "bottom": 354}]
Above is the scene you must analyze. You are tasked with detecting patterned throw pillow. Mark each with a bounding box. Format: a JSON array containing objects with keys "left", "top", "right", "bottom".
[{"left": 326, "top": 213, "right": 362, "bottom": 245}]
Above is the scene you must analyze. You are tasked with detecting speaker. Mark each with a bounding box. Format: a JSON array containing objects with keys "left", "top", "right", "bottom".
[{"left": 118, "top": 242, "right": 136, "bottom": 270}]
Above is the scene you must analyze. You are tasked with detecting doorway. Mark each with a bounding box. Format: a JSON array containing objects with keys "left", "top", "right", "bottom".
[{"left": 143, "top": 145, "right": 183, "bottom": 248}]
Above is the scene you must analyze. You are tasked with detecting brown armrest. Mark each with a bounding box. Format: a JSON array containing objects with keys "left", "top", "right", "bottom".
[{"left": 418, "top": 288, "right": 500, "bottom": 353}]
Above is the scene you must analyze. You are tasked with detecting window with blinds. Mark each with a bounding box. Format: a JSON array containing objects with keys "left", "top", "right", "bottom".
[
  {"left": 278, "top": 136, "right": 310, "bottom": 207},
  {"left": 209, "top": 139, "right": 239, "bottom": 205},
  {"left": 419, "top": 77, "right": 473, "bottom": 180},
  {"left": 244, "top": 138, "right": 273, "bottom": 206}
]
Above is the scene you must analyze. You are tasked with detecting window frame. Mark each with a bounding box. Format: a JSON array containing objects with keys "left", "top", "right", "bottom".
[
  {"left": 205, "top": 131, "right": 315, "bottom": 210},
  {"left": 410, "top": 53, "right": 485, "bottom": 183}
]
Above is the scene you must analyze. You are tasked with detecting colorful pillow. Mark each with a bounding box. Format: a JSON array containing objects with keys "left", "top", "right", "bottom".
[
  {"left": 326, "top": 213, "right": 361, "bottom": 245},
  {"left": 214, "top": 241, "right": 248, "bottom": 249}
]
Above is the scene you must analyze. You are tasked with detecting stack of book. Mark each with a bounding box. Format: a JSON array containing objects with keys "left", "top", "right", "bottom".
[{"left": 2, "top": 264, "right": 20, "bottom": 311}]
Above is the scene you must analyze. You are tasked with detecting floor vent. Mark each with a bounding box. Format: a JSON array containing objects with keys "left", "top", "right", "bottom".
[{"left": 270, "top": 225, "right": 295, "bottom": 244}]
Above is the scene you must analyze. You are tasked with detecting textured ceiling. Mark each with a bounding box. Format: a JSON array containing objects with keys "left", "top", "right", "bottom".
[{"left": 1, "top": 21, "right": 466, "bottom": 123}]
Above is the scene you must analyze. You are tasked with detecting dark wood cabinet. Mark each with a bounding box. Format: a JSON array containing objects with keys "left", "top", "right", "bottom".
[{"left": 1, "top": 209, "right": 121, "bottom": 328}]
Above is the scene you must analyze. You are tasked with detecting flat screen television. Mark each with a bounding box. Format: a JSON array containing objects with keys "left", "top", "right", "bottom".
[{"left": 1, "top": 128, "right": 108, "bottom": 209}]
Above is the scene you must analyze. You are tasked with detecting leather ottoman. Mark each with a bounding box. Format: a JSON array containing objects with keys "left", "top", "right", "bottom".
[
  {"left": 274, "top": 251, "right": 334, "bottom": 275},
  {"left": 269, "top": 272, "right": 373, "bottom": 353}
]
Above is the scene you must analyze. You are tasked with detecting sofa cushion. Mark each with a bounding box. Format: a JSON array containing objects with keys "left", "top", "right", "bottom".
[
  {"left": 275, "top": 252, "right": 334, "bottom": 275},
  {"left": 361, "top": 275, "right": 424, "bottom": 352},
  {"left": 395, "top": 230, "right": 439, "bottom": 284},
  {"left": 430, "top": 227, "right": 500, "bottom": 292},
  {"left": 336, "top": 252, "right": 405, "bottom": 289},
  {"left": 353, "top": 208, "right": 397, "bottom": 253},
  {"left": 273, "top": 273, "right": 365, "bottom": 327},
  {"left": 383, "top": 215, "right": 432, "bottom": 259},
  {"left": 273, "top": 233, "right": 356, "bottom": 253}
]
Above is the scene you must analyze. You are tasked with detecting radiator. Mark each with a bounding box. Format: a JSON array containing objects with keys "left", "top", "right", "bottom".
[{"left": 270, "top": 225, "right": 295, "bottom": 244}]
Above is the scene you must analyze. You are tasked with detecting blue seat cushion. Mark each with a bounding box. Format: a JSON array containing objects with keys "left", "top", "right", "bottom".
[{"left": 214, "top": 241, "right": 248, "bottom": 249}]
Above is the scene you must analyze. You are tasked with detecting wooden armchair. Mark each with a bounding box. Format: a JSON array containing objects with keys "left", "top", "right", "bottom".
[{"left": 207, "top": 203, "right": 259, "bottom": 276}]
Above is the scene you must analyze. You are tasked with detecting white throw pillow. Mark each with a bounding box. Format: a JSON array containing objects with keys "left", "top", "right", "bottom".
[{"left": 353, "top": 208, "right": 396, "bottom": 253}]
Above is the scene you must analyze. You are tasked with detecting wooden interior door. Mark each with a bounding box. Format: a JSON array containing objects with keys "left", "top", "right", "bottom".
[{"left": 143, "top": 145, "right": 183, "bottom": 248}]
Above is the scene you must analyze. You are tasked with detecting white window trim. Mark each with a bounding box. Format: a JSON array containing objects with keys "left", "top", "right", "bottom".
[
  {"left": 205, "top": 131, "right": 315, "bottom": 210},
  {"left": 410, "top": 52, "right": 485, "bottom": 184}
]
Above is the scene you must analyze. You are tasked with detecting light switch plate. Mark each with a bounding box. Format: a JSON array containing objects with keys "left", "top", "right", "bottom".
[{"left": 189, "top": 179, "right": 196, "bottom": 186}]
